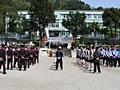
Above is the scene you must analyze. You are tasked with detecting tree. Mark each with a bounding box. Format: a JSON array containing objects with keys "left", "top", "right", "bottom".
[
  {"left": 96, "top": 7, "right": 105, "bottom": 10},
  {"left": 88, "top": 22, "right": 100, "bottom": 37},
  {"left": 29, "top": 0, "right": 55, "bottom": 47},
  {"left": 53, "top": 0, "right": 91, "bottom": 10},
  {"left": 102, "top": 8, "right": 120, "bottom": 38},
  {"left": 62, "top": 12, "right": 86, "bottom": 39},
  {"left": 103, "top": 9, "right": 114, "bottom": 38},
  {"left": 0, "top": 0, "right": 30, "bottom": 33},
  {"left": 110, "top": 8, "right": 120, "bottom": 37}
]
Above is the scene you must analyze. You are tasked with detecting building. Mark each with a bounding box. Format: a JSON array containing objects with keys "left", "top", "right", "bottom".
[{"left": 45, "top": 10, "right": 104, "bottom": 44}]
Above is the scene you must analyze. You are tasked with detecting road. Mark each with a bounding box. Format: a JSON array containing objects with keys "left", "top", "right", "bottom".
[{"left": 0, "top": 51, "right": 120, "bottom": 90}]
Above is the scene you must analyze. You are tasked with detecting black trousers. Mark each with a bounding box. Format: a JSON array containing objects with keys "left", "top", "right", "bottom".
[
  {"left": 26, "top": 58, "right": 30, "bottom": 68},
  {"left": 56, "top": 59, "right": 63, "bottom": 70},
  {"left": 18, "top": 59, "right": 26, "bottom": 71},
  {"left": 7, "top": 58, "right": 13, "bottom": 70},
  {"left": 30, "top": 57, "right": 35, "bottom": 65},
  {"left": 113, "top": 58, "right": 117, "bottom": 67},
  {"left": 117, "top": 58, "right": 120, "bottom": 66},
  {"left": 13, "top": 57, "right": 19, "bottom": 68},
  {"left": 0, "top": 60, "right": 6, "bottom": 74},
  {"left": 36, "top": 55, "right": 39, "bottom": 63},
  {"left": 94, "top": 60, "right": 101, "bottom": 73}
]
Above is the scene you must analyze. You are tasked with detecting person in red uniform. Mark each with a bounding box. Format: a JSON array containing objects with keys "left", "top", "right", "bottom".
[
  {"left": 13, "top": 47, "right": 19, "bottom": 68},
  {"left": 0, "top": 44, "right": 6, "bottom": 74},
  {"left": 25, "top": 47, "right": 30, "bottom": 68},
  {"left": 7, "top": 46, "right": 13, "bottom": 70},
  {"left": 19, "top": 45, "right": 27, "bottom": 71},
  {"left": 29, "top": 46, "right": 36, "bottom": 65}
]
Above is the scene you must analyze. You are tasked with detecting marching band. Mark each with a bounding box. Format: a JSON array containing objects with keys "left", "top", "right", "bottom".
[{"left": 0, "top": 44, "right": 39, "bottom": 74}]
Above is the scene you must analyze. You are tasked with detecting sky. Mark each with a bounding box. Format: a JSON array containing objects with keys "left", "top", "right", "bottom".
[{"left": 82, "top": 0, "right": 120, "bottom": 8}]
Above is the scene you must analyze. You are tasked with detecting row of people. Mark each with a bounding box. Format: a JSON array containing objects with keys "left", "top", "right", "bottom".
[
  {"left": 76, "top": 46, "right": 97, "bottom": 72},
  {"left": 0, "top": 44, "right": 39, "bottom": 74},
  {"left": 76, "top": 46, "right": 120, "bottom": 73}
]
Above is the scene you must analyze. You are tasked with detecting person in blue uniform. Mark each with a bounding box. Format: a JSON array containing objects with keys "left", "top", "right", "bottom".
[
  {"left": 117, "top": 49, "right": 120, "bottom": 66},
  {"left": 112, "top": 48, "right": 118, "bottom": 67}
]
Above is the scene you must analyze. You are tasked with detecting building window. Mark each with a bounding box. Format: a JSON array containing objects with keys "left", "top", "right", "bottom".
[
  {"left": 86, "top": 14, "right": 92, "bottom": 19},
  {"left": 93, "top": 14, "right": 102, "bottom": 19},
  {"left": 98, "top": 15, "right": 102, "bottom": 19},
  {"left": 94, "top": 15, "right": 97, "bottom": 19},
  {"left": 49, "top": 31, "right": 60, "bottom": 37}
]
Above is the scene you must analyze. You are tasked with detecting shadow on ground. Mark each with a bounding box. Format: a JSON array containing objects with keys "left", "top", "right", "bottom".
[{"left": 71, "top": 62, "right": 94, "bottom": 74}]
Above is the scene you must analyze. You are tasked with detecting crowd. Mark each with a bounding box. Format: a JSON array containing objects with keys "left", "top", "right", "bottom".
[
  {"left": 76, "top": 45, "right": 120, "bottom": 73},
  {"left": 0, "top": 44, "right": 39, "bottom": 74}
]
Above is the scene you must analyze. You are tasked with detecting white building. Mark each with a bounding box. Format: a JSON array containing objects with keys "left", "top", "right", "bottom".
[{"left": 46, "top": 10, "right": 104, "bottom": 44}]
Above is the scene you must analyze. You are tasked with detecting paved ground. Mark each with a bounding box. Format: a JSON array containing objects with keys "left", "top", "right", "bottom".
[{"left": 0, "top": 51, "right": 120, "bottom": 90}]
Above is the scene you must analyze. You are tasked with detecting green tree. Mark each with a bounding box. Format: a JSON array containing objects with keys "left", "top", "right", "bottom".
[
  {"left": 102, "top": 8, "right": 120, "bottom": 38},
  {"left": 0, "top": 0, "right": 30, "bottom": 33},
  {"left": 102, "top": 9, "right": 114, "bottom": 38},
  {"left": 88, "top": 22, "right": 100, "bottom": 36},
  {"left": 29, "top": 0, "right": 55, "bottom": 47},
  {"left": 53, "top": 0, "right": 91, "bottom": 10},
  {"left": 62, "top": 12, "right": 86, "bottom": 39}
]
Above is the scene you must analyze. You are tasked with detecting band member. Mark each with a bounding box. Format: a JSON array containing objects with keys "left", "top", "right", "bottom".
[
  {"left": 29, "top": 46, "right": 36, "bottom": 65},
  {"left": 0, "top": 44, "right": 6, "bottom": 74},
  {"left": 19, "top": 45, "right": 26, "bottom": 71},
  {"left": 13, "top": 47, "right": 19, "bottom": 68},
  {"left": 7, "top": 46, "right": 13, "bottom": 70},
  {"left": 25, "top": 47, "right": 30, "bottom": 68}
]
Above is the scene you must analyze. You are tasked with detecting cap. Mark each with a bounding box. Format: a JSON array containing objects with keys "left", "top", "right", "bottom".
[{"left": 58, "top": 46, "right": 62, "bottom": 49}]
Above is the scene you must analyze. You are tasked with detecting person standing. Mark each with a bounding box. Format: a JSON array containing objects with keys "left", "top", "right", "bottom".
[
  {"left": 0, "top": 44, "right": 6, "bottom": 74},
  {"left": 56, "top": 46, "right": 64, "bottom": 70},
  {"left": 7, "top": 46, "right": 13, "bottom": 70},
  {"left": 13, "top": 47, "right": 19, "bottom": 68},
  {"left": 19, "top": 45, "right": 26, "bottom": 71},
  {"left": 35, "top": 47, "right": 39, "bottom": 63},
  {"left": 112, "top": 48, "right": 118, "bottom": 67},
  {"left": 93, "top": 47, "right": 102, "bottom": 73}
]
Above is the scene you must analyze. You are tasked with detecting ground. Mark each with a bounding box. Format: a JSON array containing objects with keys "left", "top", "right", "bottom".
[{"left": 0, "top": 51, "right": 120, "bottom": 90}]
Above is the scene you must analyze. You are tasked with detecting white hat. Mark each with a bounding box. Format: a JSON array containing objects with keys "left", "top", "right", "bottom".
[{"left": 58, "top": 46, "right": 62, "bottom": 49}]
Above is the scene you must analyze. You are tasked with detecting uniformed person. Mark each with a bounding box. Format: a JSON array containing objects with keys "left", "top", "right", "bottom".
[
  {"left": 93, "top": 47, "right": 101, "bottom": 73},
  {"left": 7, "top": 46, "right": 13, "bottom": 70},
  {"left": 112, "top": 48, "right": 118, "bottom": 67},
  {"left": 13, "top": 47, "right": 19, "bottom": 68},
  {"left": 0, "top": 44, "right": 6, "bottom": 74},
  {"left": 56, "top": 46, "right": 64, "bottom": 70},
  {"left": 19, "top": 45, "right": 26, "bottom": 71},
  {"left": 25, "top": 47, "right": 30, "bottom": 68},
  {"left": 29, "top": 46, "right": 36, "bottom": 65},
  {"left": 117, "top": 48, "right": 120, "bottom": 66},
  {"left": 35, "top": 47, "right": 39, "bottom": 63}
]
